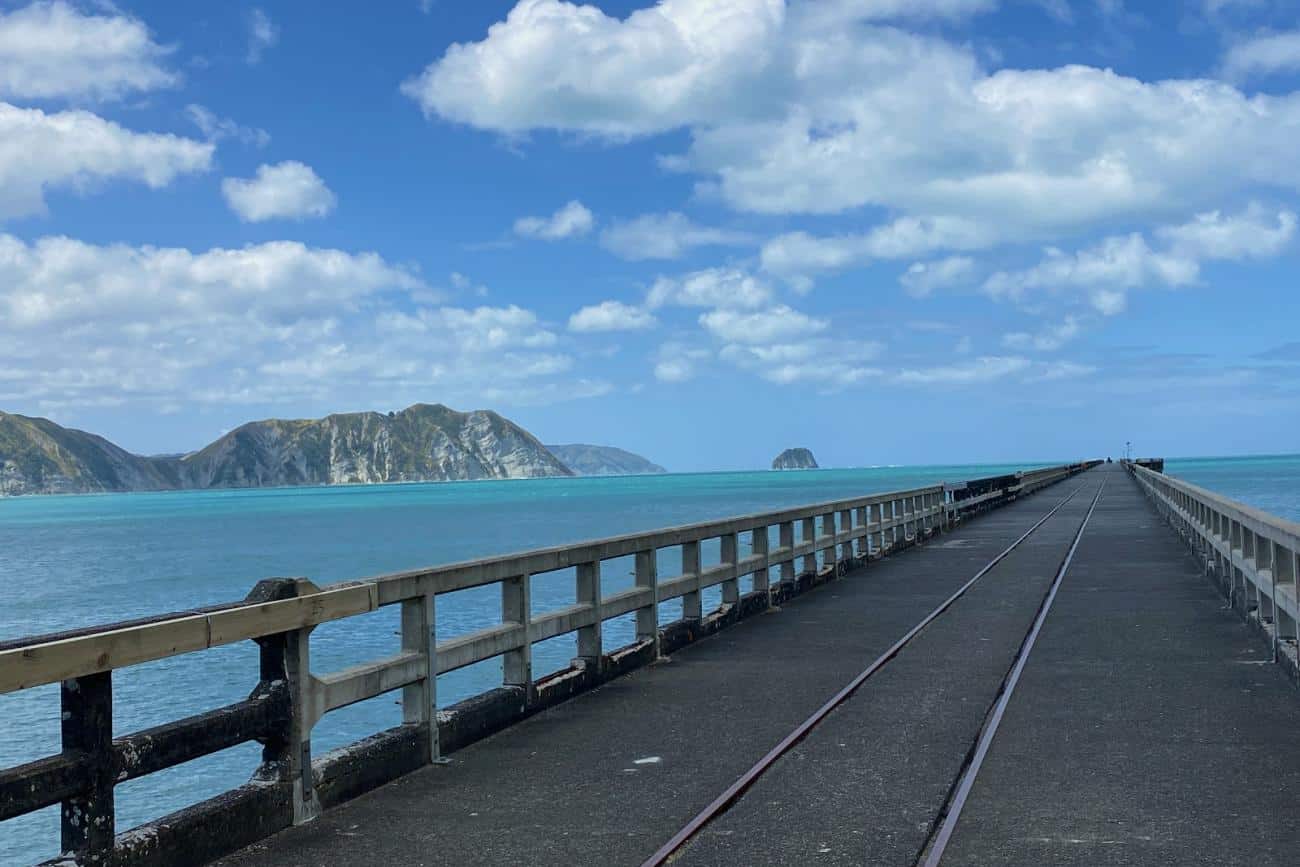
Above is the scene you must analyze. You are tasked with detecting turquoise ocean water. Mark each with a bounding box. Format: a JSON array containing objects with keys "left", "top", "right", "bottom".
[{"left": 1, "top": 456, "right": 1294, "bottom": 863}]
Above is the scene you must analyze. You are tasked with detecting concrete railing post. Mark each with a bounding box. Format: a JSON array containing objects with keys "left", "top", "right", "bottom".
[
  {"left": 721, "top": 533, "right": 740, "bottom": 604},
  {"left": 401, "top": 593, "right": 438, "bottom": 762},
  {"left": 680, "top": 543, "right": 702, "bottom": 621},
  {"left": 502, "top": 574, "right": 532, "bottom": 692},
  {"left": 779, "top": 522, "right": 795, "bottom": 583},
  {"left": 821, "top": 512, "right": 835, "bottom": 572},
  {"left": 751, "top": 527, "right": 770, "bottom": 593},
  {"left": 576, "top": 561, "right": 603, "bottom": 664},
  {"left": 878, "top": 501, "right": 888, "bottom": 548},
  {"left": 854, "top": 507, "right": 869, "bottom": 558},
  {"left": 60, "top": 670, "right": 113, "bottom": 859},
  {"left": 800, "top": 518, "right": 817, "bottom": 575},
  {"left": 634, "top": 549, "right": 659, "bottom": 653},
  {"left": 838, "top": 509, "right": 853, "bottom": 565}
]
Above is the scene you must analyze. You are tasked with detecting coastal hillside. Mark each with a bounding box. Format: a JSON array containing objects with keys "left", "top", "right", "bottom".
[
  {"left": 0, "top": 411, "right": 182, "bottom": 495},
  {"left": 772, "top": 448, "right": 819, "bottom": 470},
  {"left": 0, "top": 404, "right": 572, "bottom": 495},
  {"left": 546, "top": 444, "right": 667, "bottom": 476}
]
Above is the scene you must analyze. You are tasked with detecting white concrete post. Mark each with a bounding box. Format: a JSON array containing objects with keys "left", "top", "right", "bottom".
[
  {"left": 854, "top": 507, "right": 869, "bottom": 557},
  {"left": 838, "top": 509, "right": 853, "bottom": 564},
  {"left": 401, "top": 593, "right": 437, "bottom": 763},
  {"left": 576, "top": 561, "right": 602, "bottom": 662},
  {"left": 751, "top": 527, "right": 770, "bottom": 593},
  {"left": 779, "top": 522, "right": 795, "bottom": 582},
  {"left": 681, "top": 541, "right": 702, "bottom": 620},
  {"left": 721, "top": 532, "right": 740, "bottom": 604},
  {"left": 634, "top": 549, "right": 659, "bottom": 649},
  {"left": 800, "top": 518, "right": 817, "bottom": 575},
  {"left": 502, "top": 574, "right": 531, "bottom": 688}
]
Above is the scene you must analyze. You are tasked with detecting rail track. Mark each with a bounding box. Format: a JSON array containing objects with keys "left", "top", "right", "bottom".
[{"left": 642, "top": 472, "right": 1108, "bottom": 867}]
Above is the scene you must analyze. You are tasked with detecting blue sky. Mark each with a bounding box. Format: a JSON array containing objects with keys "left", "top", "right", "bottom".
[{"left": 1, "top": 0, "right": 1298, "bottom": 471}]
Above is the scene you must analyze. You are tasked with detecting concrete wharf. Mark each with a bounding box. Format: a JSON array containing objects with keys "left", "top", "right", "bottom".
[{"left": 5, "top": 460, "right": 1299, "bottom": 866}]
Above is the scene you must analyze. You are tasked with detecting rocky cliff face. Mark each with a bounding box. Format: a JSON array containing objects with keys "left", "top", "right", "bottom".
[
  {"left": 0, "top": 404, "right": 572, "bottom": 495},
  {"left": 771, "top": 447, "right": 819, "bottom": 470},
  {"left": 545, "top": 444, "right": 666, "bottom": 476},
  {"left": 0, "top": 411, "right": 181, "bottom": 495}
]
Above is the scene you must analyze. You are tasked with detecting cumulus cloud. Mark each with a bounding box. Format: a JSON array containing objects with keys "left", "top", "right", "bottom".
[
  {"left": 0, "top": 234, "right": 607, "bottom": 411},
  {"left": 1156, "top": 203, "right": 1296, "bottom": 259},
  {"left": 900, "top": 256, "right": 977, "bottom": 297},
  {"left": 1002, "top": 316, "right": 1082, "bottom": 351},
  {"left": 407, "top": 1, "right": 1300, "bottom": 244},
  {"left": 645, "top": 267, "right": 773, "bottom": 310},
  {"left": 514, "top": 200, "right": 594, "bottom": 240},
  {"left": 221, "top": 162, "right": 337, "bottom": 222},
  {"left": 568, "top": 300, "right": 657, "bottom": 332},
  {"left": 402, "top": 0, "right": 788, "bottom": 137},
  {"left": 186, "top": 104, "right": 270, "bottom": 148},
  {"left": 1222, "top": 30, "right": 1300, "bottom": 81},
  {"left": 600, "top": 212, "right": 753, "bottom": 260},
  {"left": 761, "top": 216, "right": 998, "bottom": 286},
  {"left": 985, "top": 204, "right": 1296, "bottom": 314},
  {"left": 653, "top": 341, "right": 710, "bottom": 382},
  {"left": 247, "top": 8, "right": 279, "bottom": 65},
  {"left": 0, "top": 103, "right": 213, "bottom": 219},
  {"left": 896, "top": 356, "right": 1031, "bottom": 385},
  {"left": 699, "top": 305, "right": 827, "bottom": 344},
  {"left": 0, "top": 1, "right": 177, "bottom": 101},
  {"left": 718, "top": 338, "right": 883, "bottom": 387}
]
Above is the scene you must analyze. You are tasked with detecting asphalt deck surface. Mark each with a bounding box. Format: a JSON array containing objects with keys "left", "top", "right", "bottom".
[
  {"left": 935, "top": 465, "right": 1300, "bottom": 867},
  {"left": 219, "top": 465, "right": 1300, "bottom": 866}
]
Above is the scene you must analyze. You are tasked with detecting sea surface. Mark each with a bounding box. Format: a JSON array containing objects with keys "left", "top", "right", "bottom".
[{"left": 1, "top": 456, "right": 1295, "bottom": 863}]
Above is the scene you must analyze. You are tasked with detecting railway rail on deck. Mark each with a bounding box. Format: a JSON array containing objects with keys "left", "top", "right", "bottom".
[{"left": 643, "top": 475, "right": 1110, "bottom": 867}]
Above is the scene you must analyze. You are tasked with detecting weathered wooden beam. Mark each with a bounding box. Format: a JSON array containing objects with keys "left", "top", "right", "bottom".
[
  {"left": 60, "top": 670, "right": 113, "bottom": 857},
  {"left": 0, "top": 584, "right": 376, "bottom": 695},
  {"left": 0, "top": 752, "right": 88, "bottom": 821},
  {"left": 113, "top": 684, "right": 289, "bottom": 784}
]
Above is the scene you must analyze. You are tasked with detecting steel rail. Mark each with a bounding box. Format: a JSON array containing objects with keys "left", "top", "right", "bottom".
[
  {"left": 919, "top": 476, "right": 1107, "bottom": 866},
  {"left": 639, "top": 476, "right": 1095, "bottom": 867}
]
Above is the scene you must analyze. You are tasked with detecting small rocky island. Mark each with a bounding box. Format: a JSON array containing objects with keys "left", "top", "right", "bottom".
[{"left": 771, "top": 448, "right": 819, "bottom": 470}]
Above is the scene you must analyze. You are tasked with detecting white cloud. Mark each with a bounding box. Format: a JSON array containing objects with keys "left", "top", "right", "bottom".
[
  {"left": 718, "top": 338, "right": 883, "bottom": 387},
  {"left": 1002, "top": 316, "right": 1082, "bottom": 351},
  {"left": 699, "top": 305, "right": 827, "bottom": 344},
  {"left": 0, "top": 1, "right": 177, "bottom": 101},
  {"left": 186, "top": 104, "right": 270, "bottom": 148},
  {"left": 760, "top": 217, "right": 998, "bottom": 285},
  {"left": 599, "top": 212, "right": 752, "bottom": 260},
  {"left": 653, "top": 341, "right": 710, "bottom": 382},
  {"left": 411, "top": 2, "right": 1300, "bottom": 245},
  {"left": 985, "top": 204, "right": 1296, "bottom": 314},
  {"left": 0, "top": 233, "right": 610, "bottom": 411},
  {"left": 402, "top": 0, "right": 788, "bottom": 137},
  {"left": 0, "top": 103, "right": 213, "bottom": 219},
  {"left": 514, "top": 200, "right": 594, "bottom": 240},
  {"left": 646, "top": 267, "right": 773, "bottom": 310},
  {"left": 221, "top": 162, "right": 337, "bottom": 222},
  {"left": 1223, "top": 31, "right": 1300, "bottom": 81},
  {"left": 0, "top": 234, "right": 424, "bottom": 329},
  {"left": 568, "top": 300, "right": 657, "bottom": 332},
  {"left": 896, "top": 355, "right": 1031, "bottom": 384},
  {"left": 1156, "top": 203, "right": 1296, "bottom": 259},
  {"left": 247, "top": 8, "right": 279, "bottom": 65},
  {"left": 900, "top": 256, "right": 977, "bottom": 297}
]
